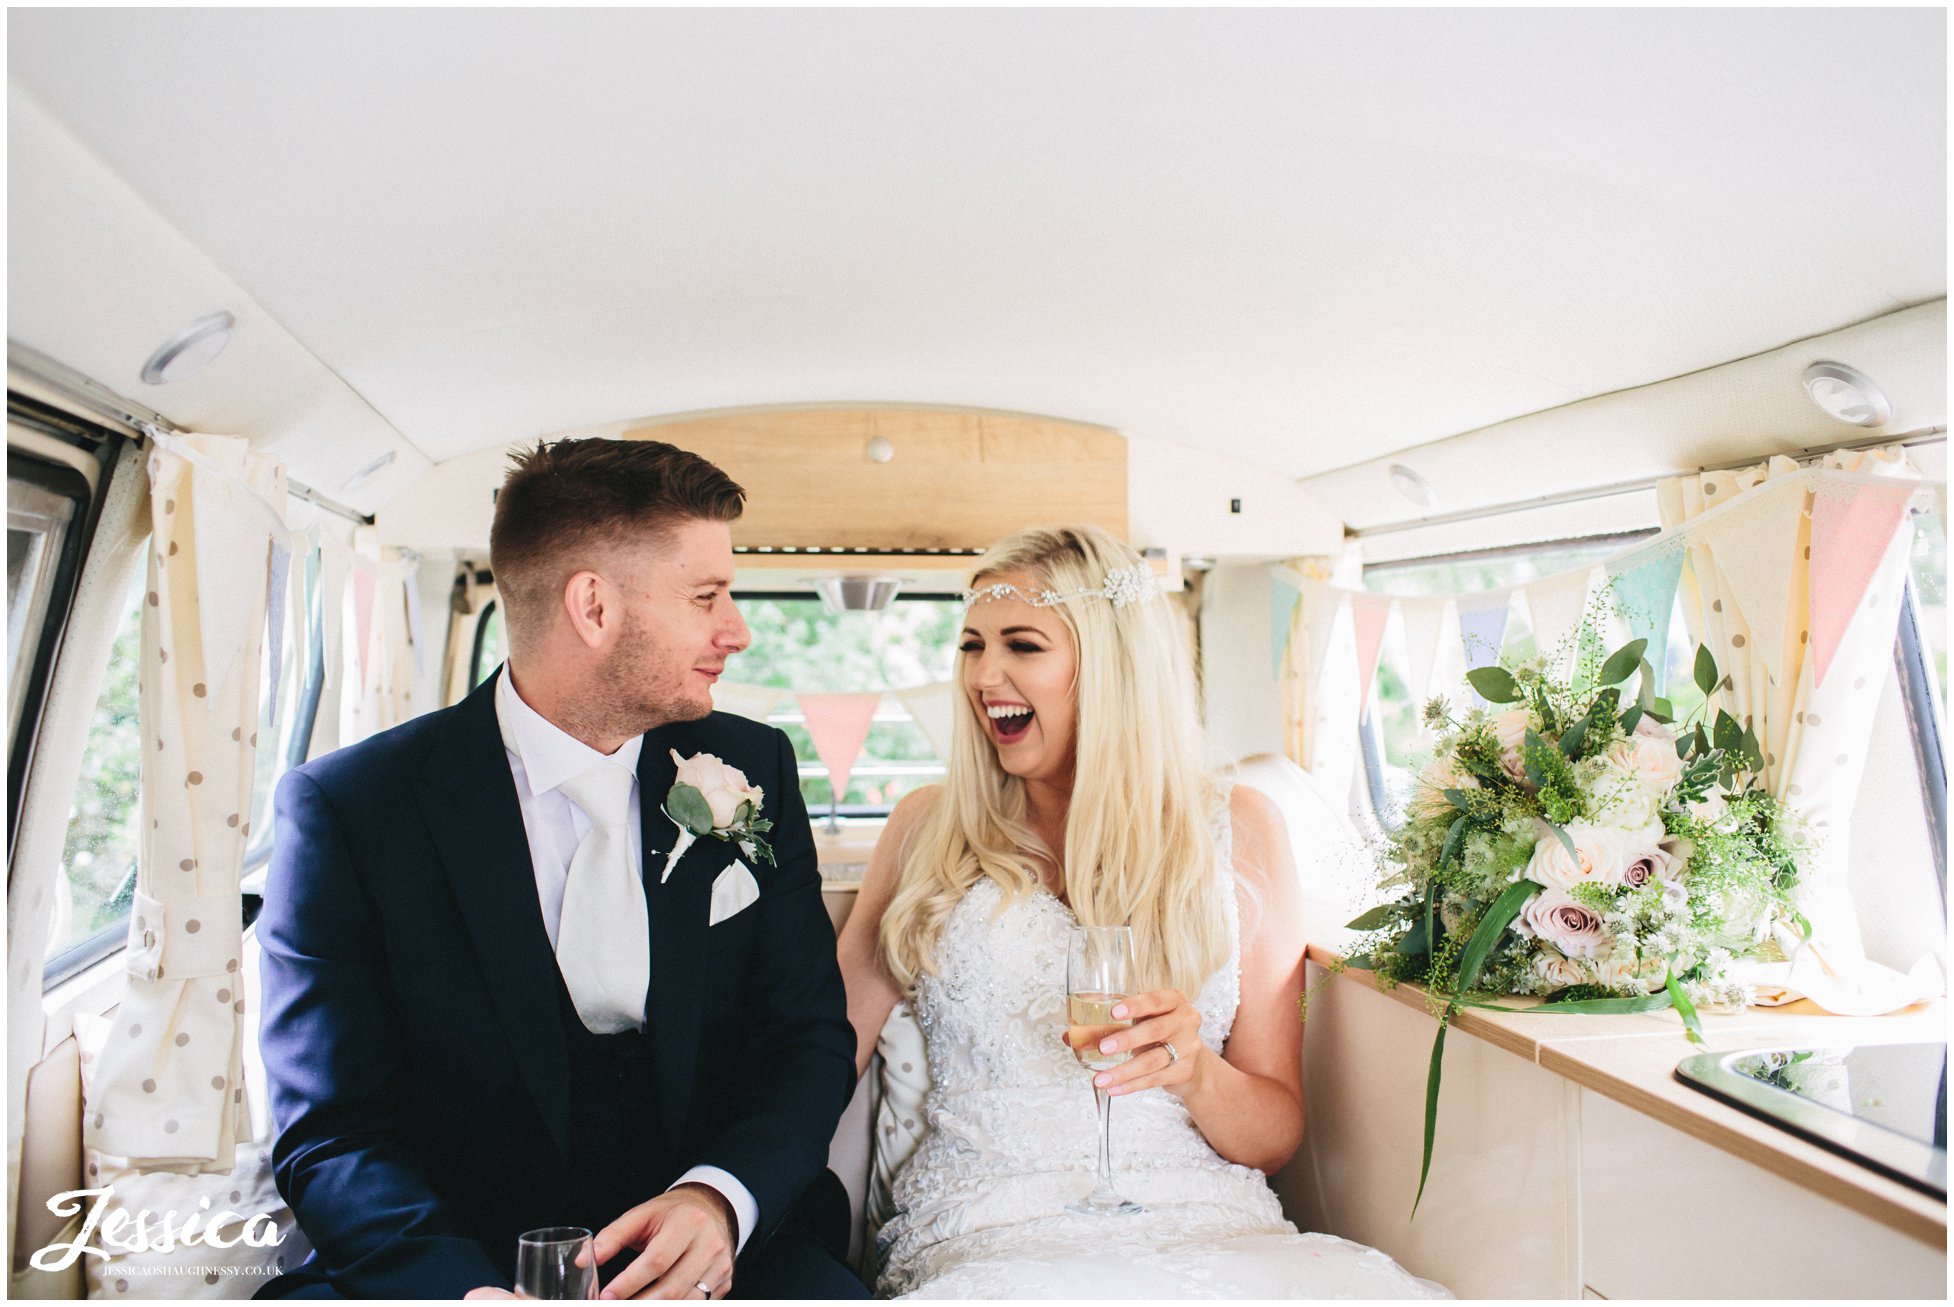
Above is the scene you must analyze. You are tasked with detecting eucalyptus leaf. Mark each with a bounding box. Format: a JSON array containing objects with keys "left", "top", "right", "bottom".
[
  {"left": 1598, "top": 639, "right": 1648, "bottom": 687},
  {"left": 1694, "top": 644, "right": 1718, "bottom": 697},
  {"left": 1443, "top": 788, "right": 1477, "bottom": 813},
  {"left": 1713, "top": 709, "right": 1742, "bottom": 754},
  {"left": 1345, "top": 902, "right": 1400, "bottom": 932},
  {"left": 1651, "top": 698, "right": 1673, "bottom": 721},
  {"left": 1560, "top": 714, "right": 1590, "bottom": 760},
  {"left": 1439, "top": 814, "right": 1467, "bottom": 869},
  {"left": 1545, "top": 821, "right": 1576, "bottom": 859},
  {"left": 1618, "top": 704, "right": 1644, "bottom": 737},
  {"left": 1465, "top": 665, "right": 1521, "bottom": 703},
  {"left": 666, "top": 784, "right": 715, "bottom": 834},
  {"left": 1343, "top": 953, "right": 1375, "bottom": 971}
]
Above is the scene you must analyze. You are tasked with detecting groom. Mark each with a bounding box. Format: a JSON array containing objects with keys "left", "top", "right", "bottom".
[{"left": 256, "top": 438, "right": 864, "bottom": 1298}]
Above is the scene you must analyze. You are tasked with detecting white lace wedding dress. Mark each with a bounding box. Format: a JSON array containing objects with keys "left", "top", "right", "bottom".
[{"left": 874, "top": 790, "right": 1451, "bottom": 1299}]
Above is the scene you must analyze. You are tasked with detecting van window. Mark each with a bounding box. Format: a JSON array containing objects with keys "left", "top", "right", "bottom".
[
  {"left": 470, "top": 597, "right": 506, "bottom": 692},
  {"left": 7, "top": 463, "right": 83, "bottom": 740},
  {"left": 732, "top": 595, "right": 960, "bottom": 817},
  {"left": 46, "top": 568, "right": 145, "bottom": 971}
]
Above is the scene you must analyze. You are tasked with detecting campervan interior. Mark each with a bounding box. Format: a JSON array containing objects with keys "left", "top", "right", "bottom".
[{"left": 6, "top": 8, "right": 1947, "bottom": 1300}]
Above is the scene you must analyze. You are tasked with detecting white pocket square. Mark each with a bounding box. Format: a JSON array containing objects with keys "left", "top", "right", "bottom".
[{"left": 708, "top": 860, "right": 761, "bottom": 926}]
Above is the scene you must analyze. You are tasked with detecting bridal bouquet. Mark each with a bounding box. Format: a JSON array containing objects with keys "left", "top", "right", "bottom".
[{"left": 1342, "top": 634, "right": 1809, "bottom": 1210}]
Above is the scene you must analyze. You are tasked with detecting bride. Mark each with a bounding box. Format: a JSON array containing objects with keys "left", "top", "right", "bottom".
[{"left": 837, "top": 525, "right": 1449, "bottom": 1299}]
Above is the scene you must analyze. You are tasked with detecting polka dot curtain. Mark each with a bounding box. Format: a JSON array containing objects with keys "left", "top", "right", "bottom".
[
  {"left": 1658, "top": 445, "right": 1941, "bottom": 1014},
  {"left": 86, "top": 433, "right": 287, "bottom": 1173}
]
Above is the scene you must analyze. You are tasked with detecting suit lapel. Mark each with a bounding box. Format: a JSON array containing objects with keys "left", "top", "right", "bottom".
[
  {"left": 639, "top": 726, "right": 712, "bottom": 1144},
  {"left": 421, "top": 672, "right": 573, "bottom": 1155}
]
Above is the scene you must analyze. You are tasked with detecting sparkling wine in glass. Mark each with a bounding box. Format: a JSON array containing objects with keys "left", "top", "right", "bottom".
[
  {"left": 1065, "top": 924, "right": 1145, "bottom": 1215},
  {"left": 515, "top": 1226, "right": 598, "bottom": 1300}
]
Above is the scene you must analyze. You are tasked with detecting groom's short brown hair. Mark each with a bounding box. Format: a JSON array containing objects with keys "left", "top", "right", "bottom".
[{"left": 489, "top": 437, "right": 745, "bottom": 645}]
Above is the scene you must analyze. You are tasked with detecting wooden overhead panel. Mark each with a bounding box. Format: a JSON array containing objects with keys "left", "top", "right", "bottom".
[{"left": 619, "top": 408, "right": 1127, "bottom": 553}]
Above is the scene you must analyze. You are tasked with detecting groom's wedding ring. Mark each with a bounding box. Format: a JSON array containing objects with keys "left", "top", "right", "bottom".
[
  {"left": 694, "top": 1281, "right": 714, "bottom": 1297},
  {"left": 1162, "top": 1040, "right": 1180, "bottom": 1064}
]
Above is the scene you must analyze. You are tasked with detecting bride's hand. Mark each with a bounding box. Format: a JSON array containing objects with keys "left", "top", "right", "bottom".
[{"left": 1087, "top": 990, "right": 1207, "bottom": 1099}]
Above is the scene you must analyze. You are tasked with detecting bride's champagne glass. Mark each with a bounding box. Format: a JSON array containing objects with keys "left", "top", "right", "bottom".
[{"left": 1064, "top": 924, "right": 1145, "bottom": 1215}]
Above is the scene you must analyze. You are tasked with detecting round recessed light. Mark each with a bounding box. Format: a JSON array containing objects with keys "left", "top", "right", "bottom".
[
  {"left": 1802, "top": 361, "right": 1890, "bottom": 428},
  {"left": 1388, "top": 463, "right": 1438, "bottom": 508},
  {"left": 866, "top": 436, "right": 895, "bottom": 463},
  {"left": 140, "top": 311, "right": 235, "bottom": 385}
]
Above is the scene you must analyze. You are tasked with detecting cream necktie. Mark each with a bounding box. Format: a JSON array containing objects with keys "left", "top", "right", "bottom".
[{"left": 554, "top": 762, "right": 648, "bottom": 1034}]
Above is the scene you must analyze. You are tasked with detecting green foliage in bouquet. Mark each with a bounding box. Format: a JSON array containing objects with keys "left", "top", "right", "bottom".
[{"left": 1339, "top": 627, "right": 1808, "bottom": 1215}]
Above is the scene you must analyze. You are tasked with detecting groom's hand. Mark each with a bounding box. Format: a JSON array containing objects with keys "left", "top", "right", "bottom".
[{"left": 592, "top": 1184, "right": 736, "bottom": 1300}]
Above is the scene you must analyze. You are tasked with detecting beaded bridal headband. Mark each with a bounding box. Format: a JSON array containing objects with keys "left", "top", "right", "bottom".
[{"left": 961, "top": 563, "right": 1162, "bottom": 609}]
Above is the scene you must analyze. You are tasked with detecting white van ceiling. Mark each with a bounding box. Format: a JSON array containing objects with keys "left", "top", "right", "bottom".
[{"left": 7, "top": 8, "right": 1945, "bottom": 506}]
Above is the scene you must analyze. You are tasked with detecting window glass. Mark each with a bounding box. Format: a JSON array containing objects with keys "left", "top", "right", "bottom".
[
  {"left": 245, "top": 548, "right": 325, "bottom": 867},
  {"left": 470, "top": 598, "right": 506, "bottom": 691},
  {"left": 731, "top": 596, "right": 961, "bottom": 816},
  {"left": 1907, "top": 504, "right": 1946, "bottom": 725},
  {"left": 48, "top": 568, "right": 145, "bottom": 960},
  {"left": 8, "top": 476, "right": 78, "bottom": 741}
]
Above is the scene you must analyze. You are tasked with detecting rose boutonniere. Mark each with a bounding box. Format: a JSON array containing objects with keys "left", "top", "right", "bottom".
[{"left": 660, "top": 749, "right": 775, "bottom": 882}]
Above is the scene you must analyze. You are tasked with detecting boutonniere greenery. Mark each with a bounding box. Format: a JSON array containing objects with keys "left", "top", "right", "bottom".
[{"left": 660, "top": 749, "right": 775, "bottom": 882}]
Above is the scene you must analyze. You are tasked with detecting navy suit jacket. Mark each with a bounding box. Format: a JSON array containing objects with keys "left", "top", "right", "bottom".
[{"left": 256, "top": 671, "right": 855, "bottom": 1298}]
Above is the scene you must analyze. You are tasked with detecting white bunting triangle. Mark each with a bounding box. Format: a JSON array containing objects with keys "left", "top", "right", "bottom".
[
  {"left": 1522, "top": 565, "right": 1597, "bottom": 678},
  {"left": 1398, "top": 595, "right": 1451, "bottom": 705}
]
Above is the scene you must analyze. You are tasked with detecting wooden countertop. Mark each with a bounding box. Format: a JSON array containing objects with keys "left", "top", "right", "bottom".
[{"left": 1308, "top": 945, "right": 1948, "bottom": 1248}]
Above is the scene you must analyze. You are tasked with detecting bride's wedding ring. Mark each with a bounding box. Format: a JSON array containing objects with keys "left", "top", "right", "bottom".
[{"left": 1162, "top": 1040, "right": 1180, "bottom": 1064}]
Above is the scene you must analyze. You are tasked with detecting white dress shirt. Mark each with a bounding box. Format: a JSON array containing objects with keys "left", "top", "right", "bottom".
[{"left": 495, "top": 670, "right": 757, "bottom": 1252}]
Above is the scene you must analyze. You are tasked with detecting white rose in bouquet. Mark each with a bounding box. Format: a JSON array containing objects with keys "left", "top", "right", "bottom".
[
  {"left": 1488, "top": 708, "right": 1535, "bottom": 783},
  {"left": 1520, "top": 889, "right": 1611, "bottom": 958},
  {"left": 1614, "top": 717, "right": 1686, "bottom": 791},
  {"left": 1687, "top": 789, "right": 1730, "bottom": 827},
  {"left": 1524, "top": 819, "right": 1626, "bottom": 890},
  {"left": 1591, "top": 763, "right": 1664, "bottom": 832},
  {"left": 1589, "top": 951, "right": 1663, "bottom": 993},
  {"left": 1530, "top": 949, "right": 1589, "bottom": 991}
]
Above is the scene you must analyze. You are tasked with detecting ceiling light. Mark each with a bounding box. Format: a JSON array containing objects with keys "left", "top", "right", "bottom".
[
  {"left": 340, "top": 449, "right": 398, "bottom": 492},
  {"left": 1388, "top": 463, "right": 1438, "bottom": 508},
  {"left": 140, "top": 311, "right": 235, "bottom": 385},
  {"left": 866, "top": 436, "right": 895, "bottom": 463},
  {"left": 812, "top": 575, "right": 902, "bottom": 612},
  {"left": 1802, "top": 362, "right": 1891, "bottom": 428}
]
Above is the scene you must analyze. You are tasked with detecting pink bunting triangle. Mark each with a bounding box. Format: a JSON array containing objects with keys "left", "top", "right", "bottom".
[
  {"left": 797, "top": 692, "right": 882, "bottom": 802},
  {"left": 1808, "top": 481, "right": 1916, "bottom": 687},
  {"left": 1350, "top": 593, "right": 1394, "bottom": 712}
]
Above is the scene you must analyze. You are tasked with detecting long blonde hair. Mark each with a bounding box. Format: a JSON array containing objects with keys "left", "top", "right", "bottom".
[{"left": 879, "top": 525, "right": 1227, "bottom": 997}]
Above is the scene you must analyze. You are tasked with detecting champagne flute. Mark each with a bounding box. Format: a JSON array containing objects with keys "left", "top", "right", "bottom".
[
  {"left": 1064, "top": 924, "right": 1145, "bottom": 1215},
  {"left": 515, "top": 1226, "right": 598, "bottom": 1300}
]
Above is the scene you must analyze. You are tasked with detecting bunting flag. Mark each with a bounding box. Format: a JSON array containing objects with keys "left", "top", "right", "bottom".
[
  {"left": 1521, "top": 566, "right": 1594, "bottom": 677},
  {"left": 351, "top": 563, "right": 377, "bottom": 695},
  {"left": 711, "top": 682, "right": 787, "bottom": 722},
  {"left": 1808, "top": 480, "right": 1917, "bottom": 687},
  {"left": 797, "top": 692, "right": 882, "bottom": 802},
  {"left": 1456, "top": 590, "right": 1511, "bottom": 668},
  {"left": 1300, "top": 583, "right": 1348, "bottom": 702},
  {"left": 1691, "top": 476, "right": 1807, "bottom": 684},
  {"left": 1349, "top": 593, "right": 1393, "bottom": 711},
  {"left": 1605, "top": 548, "right": 1685, "bottom": 692},
  {"left": 1270, "top": 572, "right": 1302, "bottom": 680},
  {"left": 894, "top": 682, "right": 958, "bottom": 763},
  {"left": 1398, "top": 596, "right": 1453, "bottom": 707}
]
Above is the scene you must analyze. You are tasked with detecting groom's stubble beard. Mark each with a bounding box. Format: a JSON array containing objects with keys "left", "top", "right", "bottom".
[{"left": 576, "top": 605, "right": 712, "bottom": 742}]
